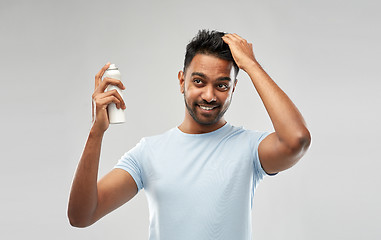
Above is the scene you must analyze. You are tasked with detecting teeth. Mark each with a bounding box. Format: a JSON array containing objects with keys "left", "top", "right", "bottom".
[{"left": 199, "top": 105, "right": 215, "bottom": 110}]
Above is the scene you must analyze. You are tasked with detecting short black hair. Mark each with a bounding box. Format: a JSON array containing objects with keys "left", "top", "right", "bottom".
[{"left": 183, "top": 29, "right": 239, "bottom": 78}]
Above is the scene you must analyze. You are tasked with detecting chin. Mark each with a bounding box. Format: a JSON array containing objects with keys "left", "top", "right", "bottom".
[
  {"left": 193, "top": 114, "right": 222, "bottom": 126},
  {"left": 196, "top": 119, "right": 218, "bottom": 126}
]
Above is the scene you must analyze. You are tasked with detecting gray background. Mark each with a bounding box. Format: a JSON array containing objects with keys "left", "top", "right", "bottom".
[{"left": 1, "top": 0, "right": 380, "bottom": 239}]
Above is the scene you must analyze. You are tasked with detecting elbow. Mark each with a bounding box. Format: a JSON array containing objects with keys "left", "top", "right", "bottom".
[
  {"left": 67, "top": 209, "right": 93, "bottom": 228},
  {"left": 68, "top": 216, "right": 92, "bottom": 228},
  {"left": 298, "top": 128, "right": 311, "bottom": 149},
  {"left": 68, "top": 219, "right": 89, "bottom": 228},
  {"left": 288, "top": 128, "right": 312, "bottom": 154}
]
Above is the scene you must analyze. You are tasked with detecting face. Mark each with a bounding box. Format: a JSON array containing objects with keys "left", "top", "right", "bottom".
[{"left": 178, "top": 54, "right": 237, "bottom": 127}]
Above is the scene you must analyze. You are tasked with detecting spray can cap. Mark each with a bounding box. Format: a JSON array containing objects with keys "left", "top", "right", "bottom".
[{"left": 108, "top": 64, "right": 118, "bottom": 70}]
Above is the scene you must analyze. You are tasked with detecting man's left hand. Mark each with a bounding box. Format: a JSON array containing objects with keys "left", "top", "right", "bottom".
[{"left": 222, "top": 33, "right": 257, "bottom": 72}]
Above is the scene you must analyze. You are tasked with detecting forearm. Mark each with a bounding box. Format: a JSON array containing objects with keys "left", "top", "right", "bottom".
[
  {"left": 246, "top": 61, "right": 310, "bottom": 149},
  {"left": 68, "top": 127, "right": 104, "bottom": 227}
]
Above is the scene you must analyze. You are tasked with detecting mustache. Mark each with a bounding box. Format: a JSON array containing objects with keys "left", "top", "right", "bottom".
[{"left": 196, "top": 100, "right": 219, "bottom": 106}]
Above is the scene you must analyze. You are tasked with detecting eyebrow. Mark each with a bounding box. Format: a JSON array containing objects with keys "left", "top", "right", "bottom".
[
  {"left": 191, "top": 72, "right": 206, "bottom": 78},
  {"left": 191, "top": 72, "right": 231, "bottom": 81}
]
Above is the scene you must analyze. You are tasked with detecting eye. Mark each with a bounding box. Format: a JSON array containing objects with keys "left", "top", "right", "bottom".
[
  {"left": 193, "top": 79, "right": 202, "bottom": 84},
  {"left": 217, "top": 83, "right": 229, "bottom": 91}
]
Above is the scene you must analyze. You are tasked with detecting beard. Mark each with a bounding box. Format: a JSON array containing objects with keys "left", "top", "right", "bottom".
[{"left": 183, "top": 90, "right": 231, "bottom": 126}]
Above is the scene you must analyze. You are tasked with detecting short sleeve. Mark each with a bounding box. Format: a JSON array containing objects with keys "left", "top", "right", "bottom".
[
  {"left": 252, "top": 131, "right": 272, "bottom": 183},
  {"left": 114, "top": 138, "right": 145, "bottom": 192}
]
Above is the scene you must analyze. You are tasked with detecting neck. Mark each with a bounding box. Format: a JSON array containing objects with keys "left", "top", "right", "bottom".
[{"left": 178, "top": 112, "right": 227, "bottom": 134}]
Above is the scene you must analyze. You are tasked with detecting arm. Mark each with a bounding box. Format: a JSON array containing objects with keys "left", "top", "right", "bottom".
[
  {"left": 68, "top": 63, "right": 138, "bottom": 227},
  {"left": 222, "top": 34, "right": 311, "bottom": 174}
]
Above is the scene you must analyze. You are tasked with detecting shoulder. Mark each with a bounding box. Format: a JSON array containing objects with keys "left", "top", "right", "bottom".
[
  {"left": 225, "top": 124, "right": 269, "bottom": 142},
  {"left": 122, "top": 128, "right": 177, "bottom": 160},
  {"left": 137, "top": 127, "right": 179, "bottom": 149},
  {"left": 143, "top": 127, "right": 176, "bottom": 142}
]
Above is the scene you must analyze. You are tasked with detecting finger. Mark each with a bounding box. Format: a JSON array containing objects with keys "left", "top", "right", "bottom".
[
  {"left": 106, "top": 89, "right": 126, "bottom": 108},
  {"left": 103, "top": 95, "right": 125, "bottom": 109},
  {"left": 222, "top": 33, "right": 241, "bottom": 45},
  {"left": 95, "top": 62, "right": 111, "bottom": 90},
  {"left": 232, "top": 33, "right": 246, "bottom": 42},
  {"left": 97, "top": 77, "right": 126, "bottom": 93},
  {"left": 225, "top": 33, "right": 248, "bottom": 45},
  {"left": 94, "top": 94, "right": 121, "bottom": 109},
  {"left": 95, "top": 90, "right": 126, "bottom": 108},
  {"left": 95, "top": 95, "right": 122, "bottom": 109},
  {"left": 222, "top": 33, "right": 232, "bottom": 40},
  {"left": 104, "top": 77, "right": 126, "bottom": 90},
  {"left": 222, "top": 34, "right": 233, "bottom": 44},
  {"left": 95, "top": 90, "right": 123, "bottom": 105},
  {"left": 223, "top": 33, "right": 237, "bottom": 40},
  {"left": 231, "top": 34, "right": 249, "bottom": 46}
]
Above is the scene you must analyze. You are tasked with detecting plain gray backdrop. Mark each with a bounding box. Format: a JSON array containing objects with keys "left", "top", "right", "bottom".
[{"left": 1, "top": 0, "right": 380, "bottom": 239}]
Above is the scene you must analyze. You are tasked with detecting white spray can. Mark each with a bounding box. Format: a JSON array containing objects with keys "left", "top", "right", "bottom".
[{"left": 104, "top": 64, "right": 126, "bottom": 124}]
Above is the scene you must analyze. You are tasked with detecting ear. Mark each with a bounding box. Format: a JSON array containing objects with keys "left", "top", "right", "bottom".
[{"left": 178, "top": 70, "right": 185, "bottom": 94}]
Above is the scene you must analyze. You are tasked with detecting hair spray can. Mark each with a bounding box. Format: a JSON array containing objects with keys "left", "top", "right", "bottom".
[{"left": 104, "top": 64, "right": 126, "bottom": 124}]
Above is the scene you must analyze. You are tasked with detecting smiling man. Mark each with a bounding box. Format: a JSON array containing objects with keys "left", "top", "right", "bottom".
[
  {"left": 179, "top": 53, "right": 236, "bottom": 131},
  {"left": 68, "top": 30, "right": 311, "bottom": 239}
]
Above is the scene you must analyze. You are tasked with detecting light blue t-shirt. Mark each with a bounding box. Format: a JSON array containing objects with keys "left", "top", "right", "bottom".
[{"left": 115, "top": 123, "right": 271, "bottom": 240}]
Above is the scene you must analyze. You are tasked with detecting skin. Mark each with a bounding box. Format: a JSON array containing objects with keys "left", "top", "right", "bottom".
[
  {"left": 68, "top": 33, "right": 311, "bottom": 227},
  {"left": 221, "top": 33, "right": 311, "bottom": 174},
  {"left": 68, "top": 63, "right": 138, "bottom": 227},
  {"left": 178, "top": 54, "right": 237, "bottom": 134}
]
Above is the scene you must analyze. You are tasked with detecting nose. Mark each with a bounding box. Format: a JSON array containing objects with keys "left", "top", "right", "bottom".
[{"left": 201, "top": 85, "right": 216, "bottom": 103}]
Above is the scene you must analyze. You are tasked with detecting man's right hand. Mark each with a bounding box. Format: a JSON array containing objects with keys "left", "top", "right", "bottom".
[
  {"left": 68, "top": 63, "right": 136, "bottom": 228},
  {"left": 91, "top": 62, "right": 126, "bottom": 133}
]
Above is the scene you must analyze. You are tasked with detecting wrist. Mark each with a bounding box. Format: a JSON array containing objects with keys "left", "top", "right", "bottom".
[
  {"left": 243, "top": 60, "right": 265, "bottom": 76},
  {"left": 241, "top": 59, "right": 261, "bottom": 72}
]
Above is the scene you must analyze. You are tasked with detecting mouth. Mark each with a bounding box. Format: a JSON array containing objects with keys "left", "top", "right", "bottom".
[{"left": 198, "top": 104, "right": 219, "bottom": 111}]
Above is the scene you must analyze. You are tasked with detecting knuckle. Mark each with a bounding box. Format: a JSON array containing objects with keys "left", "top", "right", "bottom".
[
  {"left": 95, "top": 100, "right": 101, "bottom": 107},
  {"left": 92, "top": 92, "right": 98, "bottom": 98},
  {"left": 112, "top": 96, "right": 120, "bottom": 103}
]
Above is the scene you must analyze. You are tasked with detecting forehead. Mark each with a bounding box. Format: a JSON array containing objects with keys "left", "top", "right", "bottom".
[{"left": 186, "top": 54, "right": 234, "bottom": 78}]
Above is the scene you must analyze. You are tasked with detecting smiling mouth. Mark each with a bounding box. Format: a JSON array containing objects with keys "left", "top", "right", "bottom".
[{"left": 198, "top": 105, "right": 218, "bottom": 111}]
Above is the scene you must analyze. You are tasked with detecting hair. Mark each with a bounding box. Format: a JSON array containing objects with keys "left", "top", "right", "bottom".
[{"left": 183, "top": 29, "right": 239, "bottom": 78}]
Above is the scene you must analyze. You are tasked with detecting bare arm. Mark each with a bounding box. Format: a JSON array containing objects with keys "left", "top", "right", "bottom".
[
  {"left": 222, "top": 34, "right": 311, "bottom": 174},
  {"left": 68, "top": 63, "right": 137, "bottom": 227}
]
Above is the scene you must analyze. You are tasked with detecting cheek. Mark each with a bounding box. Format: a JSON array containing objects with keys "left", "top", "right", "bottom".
[
  {"left": 219, "top": 91, "right": 233, "bottom": 104},
  {"left": 185, "top": 87, "right": 201, "bottom": 98},
  {"left": 184, "top": 89, "right": 197, "bottom": 103}
]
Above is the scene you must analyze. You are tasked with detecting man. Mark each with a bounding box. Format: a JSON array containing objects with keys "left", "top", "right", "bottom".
[{"left": 68, "top": 30, "right": 311, "bottom": 239}]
